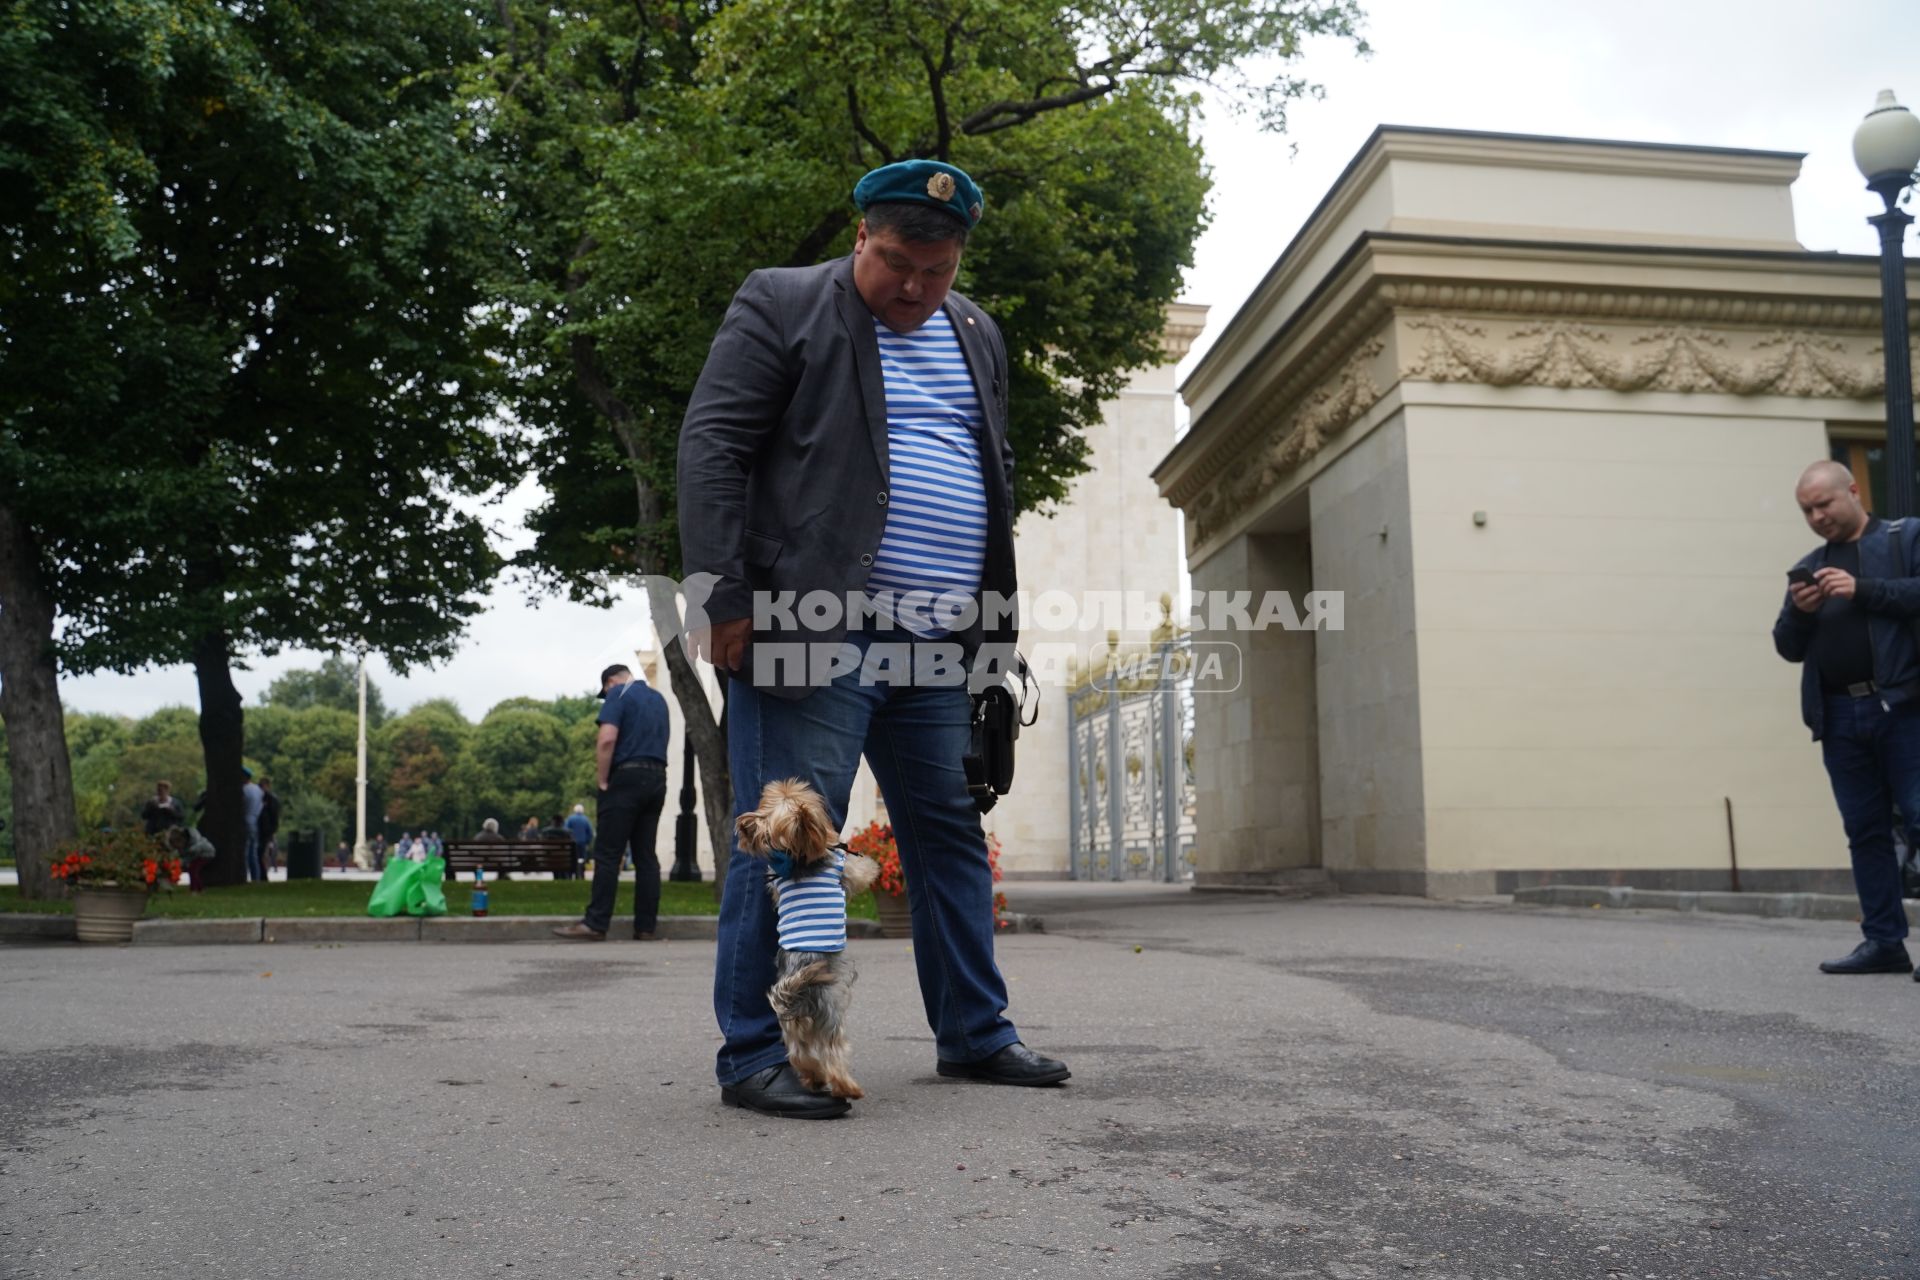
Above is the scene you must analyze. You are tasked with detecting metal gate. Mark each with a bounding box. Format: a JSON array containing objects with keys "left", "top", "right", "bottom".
[{"left": 1067, "top": 637, "right": 1196, "bottom": 881}]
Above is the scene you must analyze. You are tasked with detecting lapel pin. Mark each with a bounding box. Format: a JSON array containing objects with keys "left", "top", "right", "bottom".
[{"left": 966, "top": 317, "right": 975, "bottom": 326}]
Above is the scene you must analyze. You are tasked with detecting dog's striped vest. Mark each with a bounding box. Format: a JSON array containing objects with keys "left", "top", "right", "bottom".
[{"left": 774, "top": 847, "right": 848, "bottom": 952}]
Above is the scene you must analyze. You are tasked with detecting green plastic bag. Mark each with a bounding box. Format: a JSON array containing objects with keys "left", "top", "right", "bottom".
[
  {"left": 409, "top": 857, "right": 448, "bottom": 917},
  {"left": 367, "top": 858, "right": 420, "bottom": 917},
  {"left": 367, "top": 857, "right": 449, "bottom": 917}
]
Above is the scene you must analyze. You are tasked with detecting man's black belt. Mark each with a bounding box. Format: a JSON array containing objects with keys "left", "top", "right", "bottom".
[
  {"left": 1830, "top": 681, "right": 1880, "bottom": 698},
  {"left": 614, "top": 758, "right": 667, "bottom": 770}
]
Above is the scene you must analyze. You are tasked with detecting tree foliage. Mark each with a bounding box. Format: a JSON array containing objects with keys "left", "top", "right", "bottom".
[
  {"left": 379, "top": 700, "right": 473, "bottom": 833},
  {"left": 1, "top": 0, "right": 514, "bottom": 883},
  {"left": 479, "top": 0, "right": 1367, "bottom": 581},
  {"left": 264, "top": 658, "right": 390, "bottom": 728},
  {"left": 456, "top": 707, "right": 575, "bottom": 831},
  {"left": 0, "top": 685, "right": 603, "bottom": 857}
]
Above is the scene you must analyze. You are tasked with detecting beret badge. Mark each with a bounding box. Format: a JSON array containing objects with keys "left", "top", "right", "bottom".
[{"left": 926, "top": 172, "right": 957, "bottom": 201}]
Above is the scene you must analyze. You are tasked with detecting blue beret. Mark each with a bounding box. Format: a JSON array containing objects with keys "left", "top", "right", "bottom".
[{"left": 853, "top": 160, "right": 983, "bottom": 229}]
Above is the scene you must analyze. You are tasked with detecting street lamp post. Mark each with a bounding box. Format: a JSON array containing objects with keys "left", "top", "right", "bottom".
[
  {"left": 1853, "top": 90, "right": 1920, "bottom": 519},
  {"left": 669, "top": 731, "right": 701, "bottom": 881},
  {"left": 352, "top": 643, "right": 371, "bottom": 869}
]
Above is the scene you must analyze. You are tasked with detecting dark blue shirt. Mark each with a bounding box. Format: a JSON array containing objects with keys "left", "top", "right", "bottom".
[
  {"left": 599, "top": 679, "right": 670, "bottom": 766},
  {"left": 564, "top": 812, "right": 593, "bottom": 850}
]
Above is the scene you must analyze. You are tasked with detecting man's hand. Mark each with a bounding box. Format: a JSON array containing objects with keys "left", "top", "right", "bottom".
[
  {"left": 689, "top": 617, "right": 753, "bottom": 671},
  {"left": 1814, "top": 567, "right": 1857, "bottom": 601},
  {"left": 1789, "top": 580, "right": 1826, "bottom": 613}
]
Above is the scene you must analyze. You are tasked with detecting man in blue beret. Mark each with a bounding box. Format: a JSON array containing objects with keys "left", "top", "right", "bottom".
[{"left": 678, "top": 159, "right": 1069, "bottom": 1119}]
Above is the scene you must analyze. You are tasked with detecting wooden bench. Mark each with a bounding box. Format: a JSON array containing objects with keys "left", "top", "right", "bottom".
[{"left": 442, "top": 838, "right": 577, "bottom": 880}]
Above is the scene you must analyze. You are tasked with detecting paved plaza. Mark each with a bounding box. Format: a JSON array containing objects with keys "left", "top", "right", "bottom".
[{"left": 3, "top": 887, "right": 1916, "bottom": 1279}]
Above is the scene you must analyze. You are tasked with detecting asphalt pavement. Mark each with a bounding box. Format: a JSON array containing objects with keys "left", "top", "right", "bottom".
[{"left": 2, "top": 886, "right": 1915, "bottom": 1279}]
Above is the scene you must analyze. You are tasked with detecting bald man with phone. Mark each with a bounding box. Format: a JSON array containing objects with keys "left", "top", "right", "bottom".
[{"left": 1775, "top": 460, "right": 1920, "bottom": 976}]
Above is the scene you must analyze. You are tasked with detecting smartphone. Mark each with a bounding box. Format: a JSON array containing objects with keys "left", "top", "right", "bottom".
[{"left": 1787, "top": 567, "right": 1817, "bottom": 588}]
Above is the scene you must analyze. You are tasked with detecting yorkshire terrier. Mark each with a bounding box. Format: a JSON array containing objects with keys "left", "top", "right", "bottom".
[{"left": 735, "top": 779, "right": 881, "bottom": 1100}]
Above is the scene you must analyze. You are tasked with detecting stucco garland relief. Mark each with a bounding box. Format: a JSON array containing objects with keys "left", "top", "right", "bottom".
[
  {"left": 1403, "top": 315, "right": 1896, "bottom": 398},
  {"left": 1190, "top": 338, "right": 1384, "bottom": 546}
]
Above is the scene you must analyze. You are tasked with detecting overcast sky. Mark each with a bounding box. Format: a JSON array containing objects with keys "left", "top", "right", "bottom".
[{"left": 50, "top": 0, "right": 1920, "bottom": 722}]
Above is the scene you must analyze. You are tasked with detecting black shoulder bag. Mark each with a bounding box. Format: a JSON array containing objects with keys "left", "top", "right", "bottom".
[{"left": 962, "top": 655, "right": 1038, "bottom": 814}]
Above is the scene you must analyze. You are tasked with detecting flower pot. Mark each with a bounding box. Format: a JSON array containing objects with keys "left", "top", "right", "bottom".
[
  {"left": 874, "top": 888, "right": 912, "bottom": 939},
  {"left": 73, "top": 887, "right": 149, "bottom": 944}
]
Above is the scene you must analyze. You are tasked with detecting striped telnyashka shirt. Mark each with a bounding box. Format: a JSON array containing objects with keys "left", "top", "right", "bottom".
[
  {"left": 774, "top": 847, "right": 848, "bottom": 953},
  {"left": 866, "top": 310, "right": 989, "bottom": 637}
]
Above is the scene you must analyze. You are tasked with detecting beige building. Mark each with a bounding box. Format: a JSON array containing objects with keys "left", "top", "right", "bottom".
[
  {"left": 986, "top": 305, "right": 1206, "bottom": 877},
  {"left": 1156, "top": 125, "right": 1919, "bottom": 896}
]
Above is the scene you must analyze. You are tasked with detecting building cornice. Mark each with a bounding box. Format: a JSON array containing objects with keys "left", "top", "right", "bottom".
[
  {"left": 1179, "top": 127, "right": 1807, "bottom": 412},
  {"left": 1157, "top": 233, "right": 1919, "bottom": 533}
]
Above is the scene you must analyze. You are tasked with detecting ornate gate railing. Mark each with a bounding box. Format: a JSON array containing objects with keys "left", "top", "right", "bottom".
[{"left": 1067, "top": 634, "right": 1196, "bottom": 881}]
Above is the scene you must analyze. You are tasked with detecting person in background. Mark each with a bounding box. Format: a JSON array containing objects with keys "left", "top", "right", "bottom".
[
  {"left": 334, "top": 840, "right": 352, "bottom": 871},
  {"left": 166, "top": 824, "right": 218, "bottom": 893},
  {"left": 140, "top": 781, "right": 186, "bottom": 837},
  {"left": 565, "top": 804, "right": 593, "bottom": 882},
  {"left": 538, "top": 814, "right": 572, "bottom": 879},
  {"left": 1775, "top": 459, "right": 1920, "bottom": 976},
  {"left": 241, "top": 769, "right": 266, "bottom": 882},
  {"left": 371, "top": 833, "right": 388, "bottom": 870},
  {"left": 552, "top": 664, "right": 669, "bottom": 942},
  {"left": 257, "top": 777, "right": 282, "bottom": 876},
  {"left": 474, "top": 818, "right": 507, "bottom": 843},
  {"left": 519, "top": 816, "right": 542, "bottom": 840}
]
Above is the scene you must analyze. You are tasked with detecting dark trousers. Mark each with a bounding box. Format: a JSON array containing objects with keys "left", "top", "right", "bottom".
[
  {"left": 584, "top": 762, "right": 667, "bottom": 935},
  {"left": 1820, "top": 694, "right": 1920, "bottom": 944}
]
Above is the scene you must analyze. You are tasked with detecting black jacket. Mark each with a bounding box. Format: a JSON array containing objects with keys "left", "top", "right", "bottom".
[
  {"left": 677, "top": 255, "right": 1018, "bottom": 698},
  {"left": 1773, "top": 517, "right": 1920, "bottom": 739}
]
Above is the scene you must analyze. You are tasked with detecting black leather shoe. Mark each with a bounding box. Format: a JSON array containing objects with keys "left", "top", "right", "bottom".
[
  {"left": 936, "top": 1042, "right": 1071, "bottom": 1086},
  {"left": 720, "top": 1063, "right": 851, "bottom": 1119},
  {"left": 1819, "top": 940, "right": 1914, "bottom": 974}
]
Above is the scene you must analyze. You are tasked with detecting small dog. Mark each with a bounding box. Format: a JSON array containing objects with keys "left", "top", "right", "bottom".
[{"left": 735, "top": 779, "right": 881, "bottom": 1099}]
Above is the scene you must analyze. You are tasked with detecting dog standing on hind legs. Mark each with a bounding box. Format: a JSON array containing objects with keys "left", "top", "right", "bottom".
[{"left": 735, "top": 779, "right": 881, "bottom": 1100}]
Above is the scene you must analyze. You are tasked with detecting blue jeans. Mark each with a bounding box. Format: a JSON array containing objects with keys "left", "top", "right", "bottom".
[
  {"left": 244, "top": 823, "right": 264, "bottom": 882},
  {"left": 713, "top": 628, "right": 1018, "bottom": 1085},
  {"left": 1820, "top": 694, "right": 1920, "bottom": 944}
]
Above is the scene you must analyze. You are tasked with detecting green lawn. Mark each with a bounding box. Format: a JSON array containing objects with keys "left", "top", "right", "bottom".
[{"left": 0, "top": 877, "right": 880, "bottom": 920}]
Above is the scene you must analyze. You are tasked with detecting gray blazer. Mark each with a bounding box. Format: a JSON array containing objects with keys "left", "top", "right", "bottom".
[{"left": 677, "top": 255, "right": 1019, "bottom": 698}]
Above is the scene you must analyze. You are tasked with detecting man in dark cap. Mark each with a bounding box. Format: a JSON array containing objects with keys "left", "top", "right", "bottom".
[
  {"left": 553, "top": 663, "right": 670, "bottom": 941},
  {"left": 678, "top": 159, "right": 1068, "bottom": 1120}
]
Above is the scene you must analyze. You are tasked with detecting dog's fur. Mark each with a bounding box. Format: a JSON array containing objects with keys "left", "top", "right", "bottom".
[{"left": 735, "top": 779, "right": 880, "bottom": 1099}]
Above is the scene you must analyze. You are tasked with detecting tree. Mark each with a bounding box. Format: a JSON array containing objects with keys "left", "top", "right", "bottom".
[
  {"left": 471, "top": 0, "right": 1367, "bottom": 881},
  {"left": 0, "top": 510, "right": 74, "bottom": 896},
  {"left": 456, "top": 708, "right": 572, "bottom": 833},
  {"left": 0, "top": 715, "right": 12, "bottom": 864},
  {"left": 129, "top": 706, "right": 202, "bottom": 748},
  {"left": 379, "top": 701, "right": 473, "bottom": 835},
  {"left": 265, "top": 658, "right": 390, "bottom": 728},
  {"left": 65, "top": 712, "right": 130, "bottom": 833},
  {"left": 271, "top": 708, "right": 361, "bottom": 815},
  {"left": 1, "top": 0, "right": 512, "bottom": 890}
]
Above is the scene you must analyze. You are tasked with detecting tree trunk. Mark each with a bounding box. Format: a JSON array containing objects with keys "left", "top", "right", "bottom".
[
  {"left": 646, "top": 576, "right": 734, "bottom": 900},
  {"left": 569, "top": 240, "right": 735, "bottom": 897},
  {"left": 190, "top": 628, "right": 248, "bottom": 886},
  {"left": 0, "top": 502, "right": 77, "bottom": 899}
]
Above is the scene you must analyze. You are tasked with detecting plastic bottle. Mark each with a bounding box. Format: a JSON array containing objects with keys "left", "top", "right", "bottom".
[{"left": 472, "top": 868, "right": 489, "bottom": 917}]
